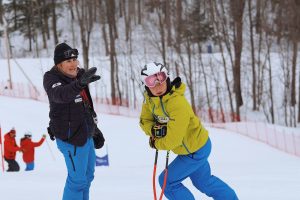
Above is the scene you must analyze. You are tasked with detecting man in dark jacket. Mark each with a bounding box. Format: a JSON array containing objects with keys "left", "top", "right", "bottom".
[
  {"left": 43, "top": 42, "right": 104, "bottom": 200},
  {"left": 4, "top": 128, "right": 21, "bottom": 172}
]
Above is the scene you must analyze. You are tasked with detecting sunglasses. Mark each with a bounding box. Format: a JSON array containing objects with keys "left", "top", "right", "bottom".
[
  {"left": 63, "top": 49, "right": 78, "bottom": 59},
  {"left": 144, "top": 72, "right": 168, "bottom": 88}
]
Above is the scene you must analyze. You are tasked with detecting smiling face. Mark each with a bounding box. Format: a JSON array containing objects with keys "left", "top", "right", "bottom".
[
  {"left": 148, "top": 80, "right": 167, "bottom": 97},
  {"left": 57, "top": 58, "right": 79, "bottom": 78}
]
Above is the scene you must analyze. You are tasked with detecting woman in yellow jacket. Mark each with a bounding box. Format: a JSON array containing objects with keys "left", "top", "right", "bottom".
[{"left": 139, "top": 62, "right": 238, "bottom": 200}]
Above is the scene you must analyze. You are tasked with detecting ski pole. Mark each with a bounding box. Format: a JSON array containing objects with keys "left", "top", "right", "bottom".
[
  {"left": 159, "top": 150, "right": 170, "bottom": 200},
  {"left": 45, "top": 138, "right": 56, "bottom": 161},
  {"left": 153, "top": 150, "right": 159, "bottom": 200},
  {"left": 153, "top": 150, "right": 170, "bottom": 200}
]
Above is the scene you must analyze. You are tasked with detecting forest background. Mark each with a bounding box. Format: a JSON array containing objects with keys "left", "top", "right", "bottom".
[{"left": 0, "top": 0, "right": 300, "bottom": 127}]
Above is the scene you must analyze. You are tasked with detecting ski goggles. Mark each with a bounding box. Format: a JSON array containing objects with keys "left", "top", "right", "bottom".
[
  {"left": 144, "top": 72, "right": 168, "bottom": 88},
  {"left": 63, "top": 49, "right": 78, "bottom": 59}
]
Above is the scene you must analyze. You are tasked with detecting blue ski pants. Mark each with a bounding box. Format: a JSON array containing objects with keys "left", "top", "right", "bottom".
[
  {"left": 56, "top": 138, "right": 96, "bottom": 200},
  {"left": 25, "top": 162, "right": 34, "bottom": 171},
  {"left": 159, "top": 138, "right": 238, "bottom": 200}
]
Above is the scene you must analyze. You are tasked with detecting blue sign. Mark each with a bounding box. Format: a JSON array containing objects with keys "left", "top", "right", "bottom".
[{"left": 96, "top": 154, "right": 109, "bottom": 166}]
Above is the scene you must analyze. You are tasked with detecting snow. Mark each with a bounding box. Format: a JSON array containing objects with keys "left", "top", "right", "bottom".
[{"left": 0, "top": 96, "right": 300, "bottom": 200}]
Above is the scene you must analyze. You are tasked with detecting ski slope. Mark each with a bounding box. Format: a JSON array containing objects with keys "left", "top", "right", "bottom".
[{"left": 0, "top": 96, "right": 299, "bottom": 200}]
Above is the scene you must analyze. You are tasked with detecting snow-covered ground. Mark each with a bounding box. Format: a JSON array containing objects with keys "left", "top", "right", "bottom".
[{"left": 0, "top": 96, "right": 299, "bottom": 200}]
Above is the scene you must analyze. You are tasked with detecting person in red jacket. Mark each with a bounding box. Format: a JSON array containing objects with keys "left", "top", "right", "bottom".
[
  {"left": 4, "top": 128, "right": 22, "bottom": 172},
  {"left": 20, "top": 133, "right": 46, "bottom": 171}
]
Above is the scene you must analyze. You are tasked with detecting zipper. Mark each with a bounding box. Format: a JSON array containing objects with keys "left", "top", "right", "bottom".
[
  {"left": 74, "top": 146, "right": 77, "bottom": 156},
  {"left": 68, "top": 150, "right": 76, "bottom": 171},
  {"left": 67, "top": 103, "right": 71, "bottom": 139}
]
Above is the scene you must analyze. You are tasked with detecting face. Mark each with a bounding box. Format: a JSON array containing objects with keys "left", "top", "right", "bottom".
[
  {"left": 148, "top": 80, "right": 167, "bottom": 96},
  {"left": 57, "top": 58, "right": 79, "bottom": 78},
  {"left": 10, "top": 131, "right": 16, "bottom": 138}
]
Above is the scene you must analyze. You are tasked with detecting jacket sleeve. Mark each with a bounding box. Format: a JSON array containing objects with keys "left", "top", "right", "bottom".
[
  {"left": 154, "top": 96, "right": 190, "bottom": 150},
  {"left": 43, "top": 72, "right": 83, "bottom": 104},
  {"left": 139, "top": 98, "right": 155, "bottom": 136},
  {"left": 30, "top": 138, "right": 45, "bottom": 148}
]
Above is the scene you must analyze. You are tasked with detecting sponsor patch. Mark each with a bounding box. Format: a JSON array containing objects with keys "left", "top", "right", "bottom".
[
  {"left": 75, "top": 97, "right": 82, "bottom": 103},
  {"left": 156, "top": 115, "right": 170, "bottom": 124},
  {"left": 52, "top": 82, "right": 61, "bottom": 88}
]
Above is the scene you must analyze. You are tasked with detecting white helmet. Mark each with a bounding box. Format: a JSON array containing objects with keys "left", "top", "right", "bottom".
[{"left": 141, "top": 62, "right": 169, "bottom": 84}]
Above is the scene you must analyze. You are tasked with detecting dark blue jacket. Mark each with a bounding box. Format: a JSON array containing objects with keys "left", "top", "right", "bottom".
[{"left": 43, "top": 67, "right": 96, "bottom": 146}]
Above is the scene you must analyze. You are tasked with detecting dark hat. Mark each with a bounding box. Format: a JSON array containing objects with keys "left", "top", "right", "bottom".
[{"left": 54, "top": 43, "right": 78, "bottom": 65}]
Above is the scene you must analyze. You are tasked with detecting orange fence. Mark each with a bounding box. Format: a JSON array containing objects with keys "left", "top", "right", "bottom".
[{"left": 208, "top": 122, "right": 300, "bottom": 158}]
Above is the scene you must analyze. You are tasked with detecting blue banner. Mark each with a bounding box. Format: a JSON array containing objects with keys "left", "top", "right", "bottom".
[{"left": 96, "top": 154, "right": 109, "bottom": 166}]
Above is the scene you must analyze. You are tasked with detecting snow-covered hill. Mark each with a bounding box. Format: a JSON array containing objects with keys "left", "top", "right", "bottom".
[{"left": 0, "top": 96, "right": 299, "bottom": 200}]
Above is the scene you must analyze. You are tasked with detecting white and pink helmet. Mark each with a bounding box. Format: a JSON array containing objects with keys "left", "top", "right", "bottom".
[{"left": 141, "top": 62, "right": 169, "bottom": 88}]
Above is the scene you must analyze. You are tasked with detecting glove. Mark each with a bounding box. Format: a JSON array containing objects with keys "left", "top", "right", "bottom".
[
  {"left": 47, "top": 127, "right": 55, "bottom": 141},
  {"left": 42, "top": 134, "right": 47, "bottom": 138},
  {"left": 93, "top": 127, "right": 105, "bottom": 149},
  {"left": 151, "top": 124, "right": 167, "bottom": 138},
  {"left": 149, "top": 137, "right": 156, "bottom": 149},
  {"left": 79, "top": 67, "right": 101, "bottom": 87}
]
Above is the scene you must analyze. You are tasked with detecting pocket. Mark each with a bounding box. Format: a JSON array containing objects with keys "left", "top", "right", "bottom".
[{"left": 68, "top": 150, "right": 76, "bottom": 171}]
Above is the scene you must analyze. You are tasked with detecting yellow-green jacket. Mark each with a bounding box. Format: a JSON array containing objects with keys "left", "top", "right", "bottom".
[{"left": 139, "top": 78, "right": 209, "bottom": 155}]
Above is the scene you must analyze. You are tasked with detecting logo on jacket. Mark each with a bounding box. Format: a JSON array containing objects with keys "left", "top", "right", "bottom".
[
  {"left": 155, "top": 115, "right": 169, "bottom": 124},
  {"left": 52, "top": 82, "right": 61, "bottom": 88},
  {"left": 74, "top": 94, "right": 82, "bottom": 103}
]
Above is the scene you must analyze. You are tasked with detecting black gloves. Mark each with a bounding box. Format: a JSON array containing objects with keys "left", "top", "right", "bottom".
[
  {"left": 79, "top": 67, "right": 101, "bottom": 87},
  {"left": 151, "top": 124, "right": 167, "bottom": 138},
  {"left": 47, "top": 127, "right": 55, "bottom": 141},
  {"left": 149, "top": 124, "right": 167, "bottom": 149},
  {"left": 93, "top": 127, "right": 105, "bottom": 149}
]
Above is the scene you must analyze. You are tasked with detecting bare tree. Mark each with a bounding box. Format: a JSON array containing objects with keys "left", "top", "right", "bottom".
[
  {"left": 266, "top": 34, "right": 275, "bottom": 123},
  {"left": 72, "top": 0, "right": 96, "bottom": 69},
  {"left": 210, "top": 0, "right": 235, "bottom": 121},
  {"left": 96, "top": 0, "right": 109, "bottom": 56},
  {"left": 230, "top": 0, "right": 245, "bottom": 120},
  {"left": 269, "top": 0, "right": 300, "bottom": 126},
  {"left": 42, "top": 0, "right": 50, "bottom": 40},
  {"left": 36, "top": 0, "right": 47, "bottom": 49},
  {"left": 0, "top": 0, "right": 3, "bottom": 25},
  {"left": 247, "top": 0, "right": 257, "bottom": 110},
  {"left": 165, "top": 0, "right": 172, "bottom": 46},
  {"left": 288, "top": 1, "right": 300, "bottom": 126},
  {"left": 106, "top": 0, "right": 118, "bottom": 105},
  {"left": 137, "top": 0, "right": 142, "bottom": 24},
  {"left": 51, "top": 0, "right": 58, "bottom": 45},
  {"left": 199, "top": 53, "right": 213, "bottom": 122},
  {"left": 255, "top": 0, "right": 266, "bottom": 110},
  {"left": 298, "top": 71, "right": 300, "bottom": 123}
]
